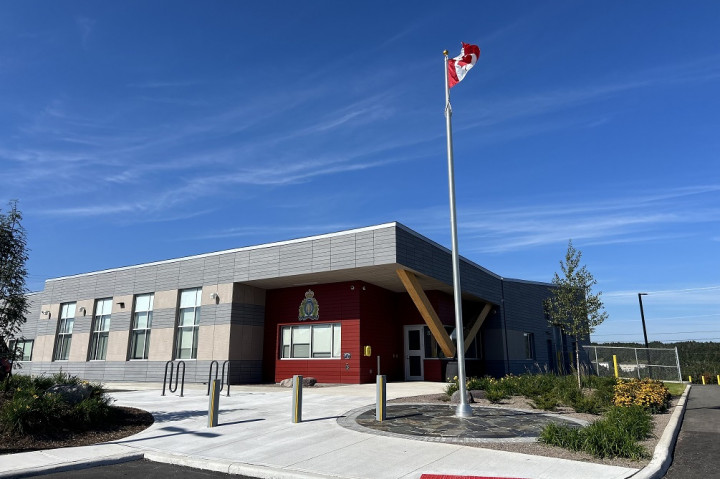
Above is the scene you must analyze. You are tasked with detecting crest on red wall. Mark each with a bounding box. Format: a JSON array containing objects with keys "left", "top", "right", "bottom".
[{"left": 298, "top": 289, "right": 319, "bottom": 321}]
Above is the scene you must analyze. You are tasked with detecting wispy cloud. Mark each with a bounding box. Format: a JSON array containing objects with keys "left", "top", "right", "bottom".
[{"left": 404, "top": 185, "right": 720, "bottom": 254}]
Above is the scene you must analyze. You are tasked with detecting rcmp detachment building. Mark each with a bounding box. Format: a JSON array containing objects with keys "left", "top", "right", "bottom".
[{"left": 16, "top": 223, "right": 572, "bottom": 384}]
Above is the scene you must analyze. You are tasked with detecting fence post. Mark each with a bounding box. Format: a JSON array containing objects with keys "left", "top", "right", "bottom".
[
  {"left": 594, "top": 347, "right": 599, "bottom": 375},
  {"left": 634, "top": 348, "right": 640, "bottom": 379},
  {"left": 292, "top": 375, "right": 303, "bottom": 423},
  {"left": 613, "top": 355, "right": 619, "bottom": 378},
  {"left": 208, "top": 379, "right": 220, "bottom": 427},
  {"left": 675, "top": 347, "right": 682, "bottom": 382}
]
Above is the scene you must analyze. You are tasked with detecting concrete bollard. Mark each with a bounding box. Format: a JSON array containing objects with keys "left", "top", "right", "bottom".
[
  {"left": 376, "top": 375, "right": 386, "bottom": 421},
  {"left": 208, "top": 379, "right": 220, "bottom": 427},
  {"left": 292, "top": 375, "right": 303, "bottom": 423}
]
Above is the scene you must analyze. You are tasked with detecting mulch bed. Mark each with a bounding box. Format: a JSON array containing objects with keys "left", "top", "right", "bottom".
[{"left": 0, "top": 406, "right": 154, "bottom": 455}]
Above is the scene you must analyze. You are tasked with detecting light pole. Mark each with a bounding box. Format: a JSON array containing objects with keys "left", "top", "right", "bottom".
[{"left": 638, "top": 293, "right": 649, "bottom": 348}]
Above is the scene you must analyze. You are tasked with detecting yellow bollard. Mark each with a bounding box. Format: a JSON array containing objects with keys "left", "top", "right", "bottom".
[
  {"left": 702, "top": 375, "right": 706, "bottom": 385},
  {"left": 717, "top": 375, "right": 719, "bottom": 386},
  {"left": 689, "top": 375, "right": 692, "bottom": 383},
  {"left": 613, "top": 355, "right": 619, "bottom": 378}
]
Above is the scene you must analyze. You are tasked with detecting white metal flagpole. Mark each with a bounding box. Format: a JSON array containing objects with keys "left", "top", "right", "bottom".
[{"left": 444, "top": 50, "right": 472, "bottom": 418}]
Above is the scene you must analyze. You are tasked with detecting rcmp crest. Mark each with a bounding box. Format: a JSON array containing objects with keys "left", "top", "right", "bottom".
[{"left": 298, "top": 289, "right": 319, "bottom": 321}]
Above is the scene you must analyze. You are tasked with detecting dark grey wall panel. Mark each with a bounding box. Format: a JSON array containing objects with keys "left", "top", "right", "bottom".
[
  {"left": 152, "top": 308, "right": 177, "bottom": 329},
  {"left": 311, "top": 238, "right": 331, "bottom": 272},
  {"left": 230, "top": 304, "right": 265, "bottom": 327},
  {"left": 233, "top": 250, "right": 250, "bottom": 282},
  {"left": 178, "top": 258, "right": 205, "bottom": 289},
  {"left": 133, "top": 266, "right": 157, "bottom": 294},
  {"left": 155, "top": 262, "right": 180, "bottom": 291},
  {"left": 110, "top": 311, "right": 132, "bottom": 332},
  {"left": 114, "top": 269, "right": 136, "bottom": 296},
  {"left": 248, "top": 247, "right": 280, "bottom": 279},
  {"left": 203, "top": 255, "right": 220, "bottom": 285},
  {"left": 217, "top": 253, "right": 235, "bottom": 283}
]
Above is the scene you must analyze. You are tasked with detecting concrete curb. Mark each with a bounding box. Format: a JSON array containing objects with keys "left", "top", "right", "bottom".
[
  {"left": 630, "top": 384, "right": 691, "bottom": 479},
  {"left": 0, "top": 449, "right": 144, "bottom": 479},
  {"left": 145, "top": 451, "right": 343, "bottom": 479}
]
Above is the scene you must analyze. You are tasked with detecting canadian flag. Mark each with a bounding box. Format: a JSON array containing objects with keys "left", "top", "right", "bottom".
[{"left": 448, "top": 43, "right": 480, "bottom": 88}]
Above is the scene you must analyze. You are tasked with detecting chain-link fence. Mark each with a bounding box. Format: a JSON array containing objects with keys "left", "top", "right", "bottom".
[{"left": 583, "top": 345, "right": 682, "bottom": 382}]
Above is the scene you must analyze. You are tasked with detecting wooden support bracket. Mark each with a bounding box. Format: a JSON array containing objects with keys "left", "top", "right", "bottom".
[
  {"left": 464, "top": 303, "right": 492, "bottom": 353},
  {"left": 396, "top": 269, "right": 456, "bottom": 358}
]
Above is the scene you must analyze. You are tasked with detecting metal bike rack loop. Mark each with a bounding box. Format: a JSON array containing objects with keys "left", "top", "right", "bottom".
[
  {"left": 207, "top": 360, "right": 231, "bottom": 397},
  {"left": 162, "top": 360, "right": 186, "bottom": 397}
]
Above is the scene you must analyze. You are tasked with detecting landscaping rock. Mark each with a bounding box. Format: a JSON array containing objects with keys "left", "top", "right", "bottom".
[
  {"left": 46, "top": 383, "right": 93, "bottom": 405},
  {"left": 279, "top": 377, "right": 317, "bottom": 387},
  {"left": 450, "top": 390, "right": 474, "bottom": 404}
]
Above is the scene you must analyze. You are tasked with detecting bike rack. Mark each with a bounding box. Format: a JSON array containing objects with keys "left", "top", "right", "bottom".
[
  {"left": 207, "top": 360, "right": 231, "bottom": 397},
  {"left": 162, "top": 360, "right": 186, "bottom": 397}
]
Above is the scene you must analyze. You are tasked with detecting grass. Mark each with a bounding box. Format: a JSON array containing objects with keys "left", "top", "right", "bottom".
[{"left": 665, "top": 382, "right": 687, "bottom": 396}]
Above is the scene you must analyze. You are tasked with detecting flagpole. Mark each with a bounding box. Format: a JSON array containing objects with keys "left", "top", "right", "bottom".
[{"left": 444, "top": 50, "right": 472, "bottom": 418}]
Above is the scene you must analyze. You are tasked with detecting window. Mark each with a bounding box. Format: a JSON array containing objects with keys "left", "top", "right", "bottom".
[
  {"left": 89, "top": 298, "right": 112, "bottom": 360},
  {"left": 176, "top": 288, "right": 201, "bottom": 359},
  {"left": 129, "top": 293, "right": 154, "bottom": 360},
  {"left": 54, "top": 302, "right": 76, "bottom": 360},
  {"left": 280, "top": 323, "right": 341, "bottom": 359},
  {"left": 423, "top": 326, "right": 480, "bottom": 359},
  {"left": 9, "top": 339, "right": 33, "bottom": 361},
  {"left": 524, "top": 332, "right": 535, "bottom": 360}
]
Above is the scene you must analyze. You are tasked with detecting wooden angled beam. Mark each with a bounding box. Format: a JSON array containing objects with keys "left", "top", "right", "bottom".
[
  {"left": 464, "top": 303, "right": 492, "bottom": 353},
  {"left": 396, "top": 268, "right": 456, "bottom": 358}
]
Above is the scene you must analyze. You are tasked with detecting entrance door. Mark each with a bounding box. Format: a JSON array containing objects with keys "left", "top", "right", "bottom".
[{"left": 404, "top": 325, "right": 425, "bottom": 380}]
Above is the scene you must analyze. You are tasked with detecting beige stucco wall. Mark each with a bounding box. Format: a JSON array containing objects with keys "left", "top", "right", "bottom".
[
  {"left": 106, "top": 330, "right": 130, "bottom": 361},
  {"left": 195, "top": 324, "right": 230, "bottom": 360},
  {"left": 148, "top": 327, "right": 174, "bottom": 361},
  {"left": 68, "top": 332, "right": 90, "bottom": 362},
  {"left": 201, "top": 283, "right": 234, "bottom": 306},
  {"left": 155, "top": 290, "right": 178, "bottom": 310},
  {"left": 112, "top": 295, "right": 133, "bottom": 315},
  {"left": 34, "top": 334, "right": 55, "bottom": 362}
]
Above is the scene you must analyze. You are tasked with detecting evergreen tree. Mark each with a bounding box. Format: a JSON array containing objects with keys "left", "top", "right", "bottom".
[
  {"left": 0, "top": 200, "right": 29, "bottom": 364},
  {"left": 545, "top": 240, "right": 608, "bottom": 388}
]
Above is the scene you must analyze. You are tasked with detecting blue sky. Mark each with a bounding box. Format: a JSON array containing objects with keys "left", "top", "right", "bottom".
[{"left": 1, "top": 1, "right": 718, "bottom": 344}]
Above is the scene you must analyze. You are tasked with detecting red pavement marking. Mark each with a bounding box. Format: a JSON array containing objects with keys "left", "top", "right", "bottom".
[{"left": 420, "top": 476, "right": 527, "bottom": 479}]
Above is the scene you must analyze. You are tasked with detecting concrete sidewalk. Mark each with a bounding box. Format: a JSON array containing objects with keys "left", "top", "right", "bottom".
[{"left": 0, "top": 382, "right": 687, "bottom": 479}]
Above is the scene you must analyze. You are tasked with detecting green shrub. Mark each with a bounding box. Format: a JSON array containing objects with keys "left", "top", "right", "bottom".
[
  {"left": 540, "top": 405, "right": 652, "bottom": 460},
  {"left": 0, "top": 374, "right": 113, "bottom": 436}
]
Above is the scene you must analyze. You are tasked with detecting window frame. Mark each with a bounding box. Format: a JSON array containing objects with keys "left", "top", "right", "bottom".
[
  {"left": 175, "top": 288, "right": 202, "bottom": 360},
  {"left": 9, "top": 339, "right": 33, "bottom": 361},
  {"left": 524, "top": 332, "right": 535, "bottom": 360},
  {"left": 89, "top": 298, "right": 112, "bottom": 361},
  {"left": 129, "top": 293, "right": 154, "bottom": 360},
  {"left": 53, "top": 302, "right": 76, "bottom": 361},
  {"left": 279, "top": 323, "right": 342, "bottom": 360}
]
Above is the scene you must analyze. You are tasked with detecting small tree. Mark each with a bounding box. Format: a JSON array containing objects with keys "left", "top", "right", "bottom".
[
  {"left": 0, "top": 200, "right": 29, "bottom": 365},
  {"left": 544, "top": 240, "right": 607, "bottom": 389}
]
